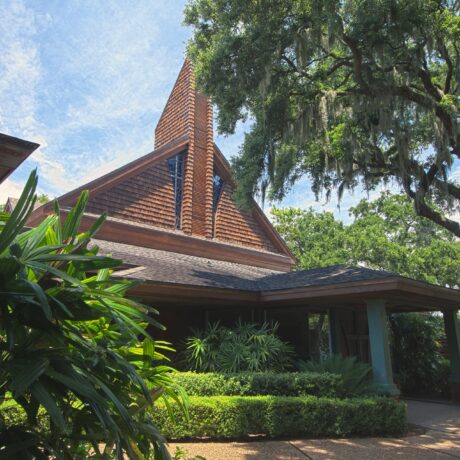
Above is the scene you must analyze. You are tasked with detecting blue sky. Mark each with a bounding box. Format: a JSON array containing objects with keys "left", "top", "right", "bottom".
[{"left": 2, "top": 0, "right": 454, "bottom": 223}]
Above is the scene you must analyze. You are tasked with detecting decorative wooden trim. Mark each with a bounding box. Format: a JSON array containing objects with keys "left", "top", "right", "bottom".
[{"left": 57, "top": 211, "right": 294, "bottom": 271}]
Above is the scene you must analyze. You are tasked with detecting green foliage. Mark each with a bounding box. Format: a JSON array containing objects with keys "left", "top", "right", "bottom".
[
  {"left": 348, "top": 193, "right": 460, "bottom": 286},
  {"left": 183, "top": 321, "right": 295, "bottom": 372},
  {"left": 172, "top": 371, "right": 342, "bottom": 397},
  {"left": 155, "top": 395, "right": 406, "bottom": 439},
  {"left": 171, "top": 447, "right": 206, "bottom": 460},
  {"left": 271, "top": 207, "right": 347, "bottom": 268},
  {"left": 37, "top": 193, "right": 50, "bottom": 205},
  {"left": 0, "top": 171, "right": 183, "bottom": 460},
  {"left": 185, "top": 0, "right": 460, "bottom": 236},
  {"left": 272, "top": 192, "right": 460, "bottom": 287},
  {"left": 390, "top": 313, "right": 450, "bottom": 397},
  {"left": 299, "top": 355, "right": 373, "bottom": 397}
]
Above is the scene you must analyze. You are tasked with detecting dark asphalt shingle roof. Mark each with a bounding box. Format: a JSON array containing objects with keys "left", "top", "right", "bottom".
[{"left": 93, "top": 239, "right": 396, "bottom": 292}]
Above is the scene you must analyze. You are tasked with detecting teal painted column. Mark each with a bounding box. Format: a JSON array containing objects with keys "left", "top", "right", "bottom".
[
  {"left": 366, "top": 299, "right": 400, "bottom": 395},
  {"left": 443, "top": 310, "right": 460, "bottom": 382},
  {"left": 328, "top": 308, "right": 338, "bottom": 355}
]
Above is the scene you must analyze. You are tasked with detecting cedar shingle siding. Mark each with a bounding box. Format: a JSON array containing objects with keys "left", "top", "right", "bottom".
[
  {"left": 214, "top": 183, "right": 277, "bottom": 252},
  {"left": 154, "top": 60, "right": 193, "bottom": 149},
  {"left": 86, "top": 160, "right": 176, "bottom": 230}
]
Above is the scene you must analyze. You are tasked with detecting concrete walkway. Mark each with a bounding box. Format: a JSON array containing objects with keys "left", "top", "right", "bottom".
[{"left": 169, "top": 400, "right": 460, "bottom": 459}]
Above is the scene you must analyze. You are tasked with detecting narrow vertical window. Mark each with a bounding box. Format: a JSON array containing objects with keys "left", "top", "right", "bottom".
[
  {"left": 212, "top": 173, "right": 223, "bottom": 237},
  {"left": 167, "top": 153, "right": 184, "bottom": 229}
]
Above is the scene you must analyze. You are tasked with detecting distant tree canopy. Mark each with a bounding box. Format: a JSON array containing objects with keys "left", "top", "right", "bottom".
[
  {"left": 37, "top": 193, "right": 50, "bottom": 204},
  {"left": 185, "top": 0, "right": 460, "bottom": 236},
  {"left": 272, "top": 193, "right": 460, "bottom": 287}
]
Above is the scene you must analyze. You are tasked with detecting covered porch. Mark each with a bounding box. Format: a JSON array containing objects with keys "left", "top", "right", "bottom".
[{"left": 130, "top": 266, "right": 460, "bottom": 400}]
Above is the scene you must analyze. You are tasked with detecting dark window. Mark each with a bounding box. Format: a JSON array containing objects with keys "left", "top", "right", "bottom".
[
  {"left": 167, "top": 153, "right": 184, "bottom": 229},
  {"left": 212, "top": 173, "right": 224, "bottom": 236}
]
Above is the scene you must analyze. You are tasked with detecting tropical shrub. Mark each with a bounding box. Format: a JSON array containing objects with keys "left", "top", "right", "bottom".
[
  {"left": 0, "top": 172, "right": 184, "bottom": 459},
  {"left": 172, "top": 371, "right": 342, "bottom": 397},
  {"left": 155, "top": 395, "right": 407, "bottom": 440},
  {"left": 183, "top": 321, "right": 295, "bottom": 372},
  {"left": 390, "top": 313, "right": 450, "bottom": 397},
  {"left": 172, "top": 447, "right": 206, "bottom": 460},
  {"left": 298, "top": 355, "right": 373, "bottom": 396}
]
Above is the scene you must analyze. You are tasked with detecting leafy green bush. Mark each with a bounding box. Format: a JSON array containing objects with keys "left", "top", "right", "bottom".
[
  {"left": 0, "top": 172, "right": 183, "bottom": 460},
  {"left": 183, "top": 321, "right": 295, "bottom": 372},
  {"left": 390, "top": 313, "right": 450, "bottom": 397},
  {"left": 172, "top": 447, "right": 206, "bottom": 460},
  {"left": 172, "top": 372, "right": 342, "bottom": 397},
  {"left": 154, "top": 395, "right": 407, "bottom": 440},
  {"left": 298, "top": 355, "right": 373, "bottom": 396}
]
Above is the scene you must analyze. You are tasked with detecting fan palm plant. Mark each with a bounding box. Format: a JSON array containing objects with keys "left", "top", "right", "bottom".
[
  {"left": 299, "top": 354, "right": 373, "bottom": 396},
  {"left": 184, "top": 320, "right": 295, "bottom": 372},
  {"left": 0, "top": 171, "right": 184, "bottom": 459}
]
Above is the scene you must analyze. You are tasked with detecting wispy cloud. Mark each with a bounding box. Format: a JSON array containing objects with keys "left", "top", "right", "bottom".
[
  {"left": 3, "top": 1, "right": 452, "bottom": 225},
  {"left": 0, "top": 0, "right": 43, "bottom": 138},
  {"left": 0, "top": 0, "right": 190, "bottom": 200}
]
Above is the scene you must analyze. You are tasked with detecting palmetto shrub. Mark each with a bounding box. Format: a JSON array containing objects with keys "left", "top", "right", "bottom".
[
  {"left": 299, "top": 354, "right": 374, "bottom": 396},
  {"left": 183, "top": 321, "right": 295, "bottom": 372},
  {"left": 0, "top": 172, "right": 184, "bottom": 460}
]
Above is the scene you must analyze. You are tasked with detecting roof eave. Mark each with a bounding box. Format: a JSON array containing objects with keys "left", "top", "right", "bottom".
[{"left": 0, "top": 133, "right": 40, "bottom": 184}]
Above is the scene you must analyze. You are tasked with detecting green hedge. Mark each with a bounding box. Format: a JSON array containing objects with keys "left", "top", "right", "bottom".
[
  {"left": 1, "top": 402, "right": 49, "bottom": 431},
  {"left": 154, "top": 395, "right": 406, "bottom": 440},
  {"left": 171, "top": 372, "right": 343, "bottom": 397}
]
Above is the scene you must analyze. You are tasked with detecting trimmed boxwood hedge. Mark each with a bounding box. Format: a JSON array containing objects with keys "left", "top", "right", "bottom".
[
  {"left": 154, "top": 395, "right": 406, "bottom": 440},
  {"left": 171, "top": 372, "right": 343, "bottom": 397}
]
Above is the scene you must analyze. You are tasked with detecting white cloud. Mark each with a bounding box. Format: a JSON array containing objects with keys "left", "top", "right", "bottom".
[
  {"left": 0, "top": 0, "right": 43, "bottom": 139},
  {"left": 0, "top": 0, "right": 190, "bottom": 198},
  {"left": 0, "top": 178, "right": 24, "bottom": 203}
]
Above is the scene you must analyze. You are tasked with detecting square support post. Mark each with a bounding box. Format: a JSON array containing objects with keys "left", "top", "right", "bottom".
[
  {"left": 442, "top": 309, "right": 460, "bottom": 402},
  {"left": 366, "top": 299, "right": 400, "bottom": 396}
]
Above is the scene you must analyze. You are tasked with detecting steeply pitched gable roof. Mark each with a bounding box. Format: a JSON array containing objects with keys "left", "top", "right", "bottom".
[{"left": 28, "top": 60, "right": 295, "bottom": 270}]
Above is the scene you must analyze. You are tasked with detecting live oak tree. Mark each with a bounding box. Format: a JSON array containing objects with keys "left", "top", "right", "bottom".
[
  {"left": 272, "top": 193, "right": 460, "bottom": 287},
  {"left": 185, "top": 0, "right": 460, "bottom": 236}
]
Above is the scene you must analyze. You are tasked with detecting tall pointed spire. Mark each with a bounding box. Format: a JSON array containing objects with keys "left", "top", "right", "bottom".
[{"left": 154, "top": 59, "right": 214, "bottom": 238}]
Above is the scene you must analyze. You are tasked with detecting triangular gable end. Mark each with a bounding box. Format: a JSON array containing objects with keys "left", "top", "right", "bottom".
[{"left": 27, "top": 59, "right": 294, "bottom": 269}]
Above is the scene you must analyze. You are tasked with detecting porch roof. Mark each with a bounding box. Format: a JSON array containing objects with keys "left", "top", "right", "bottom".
[
  {"left": 0, "top": 133, "right": 39, "bottom": 184},
  {"left": 95, "top": 239, "right": 460, "bottom": 311}
]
